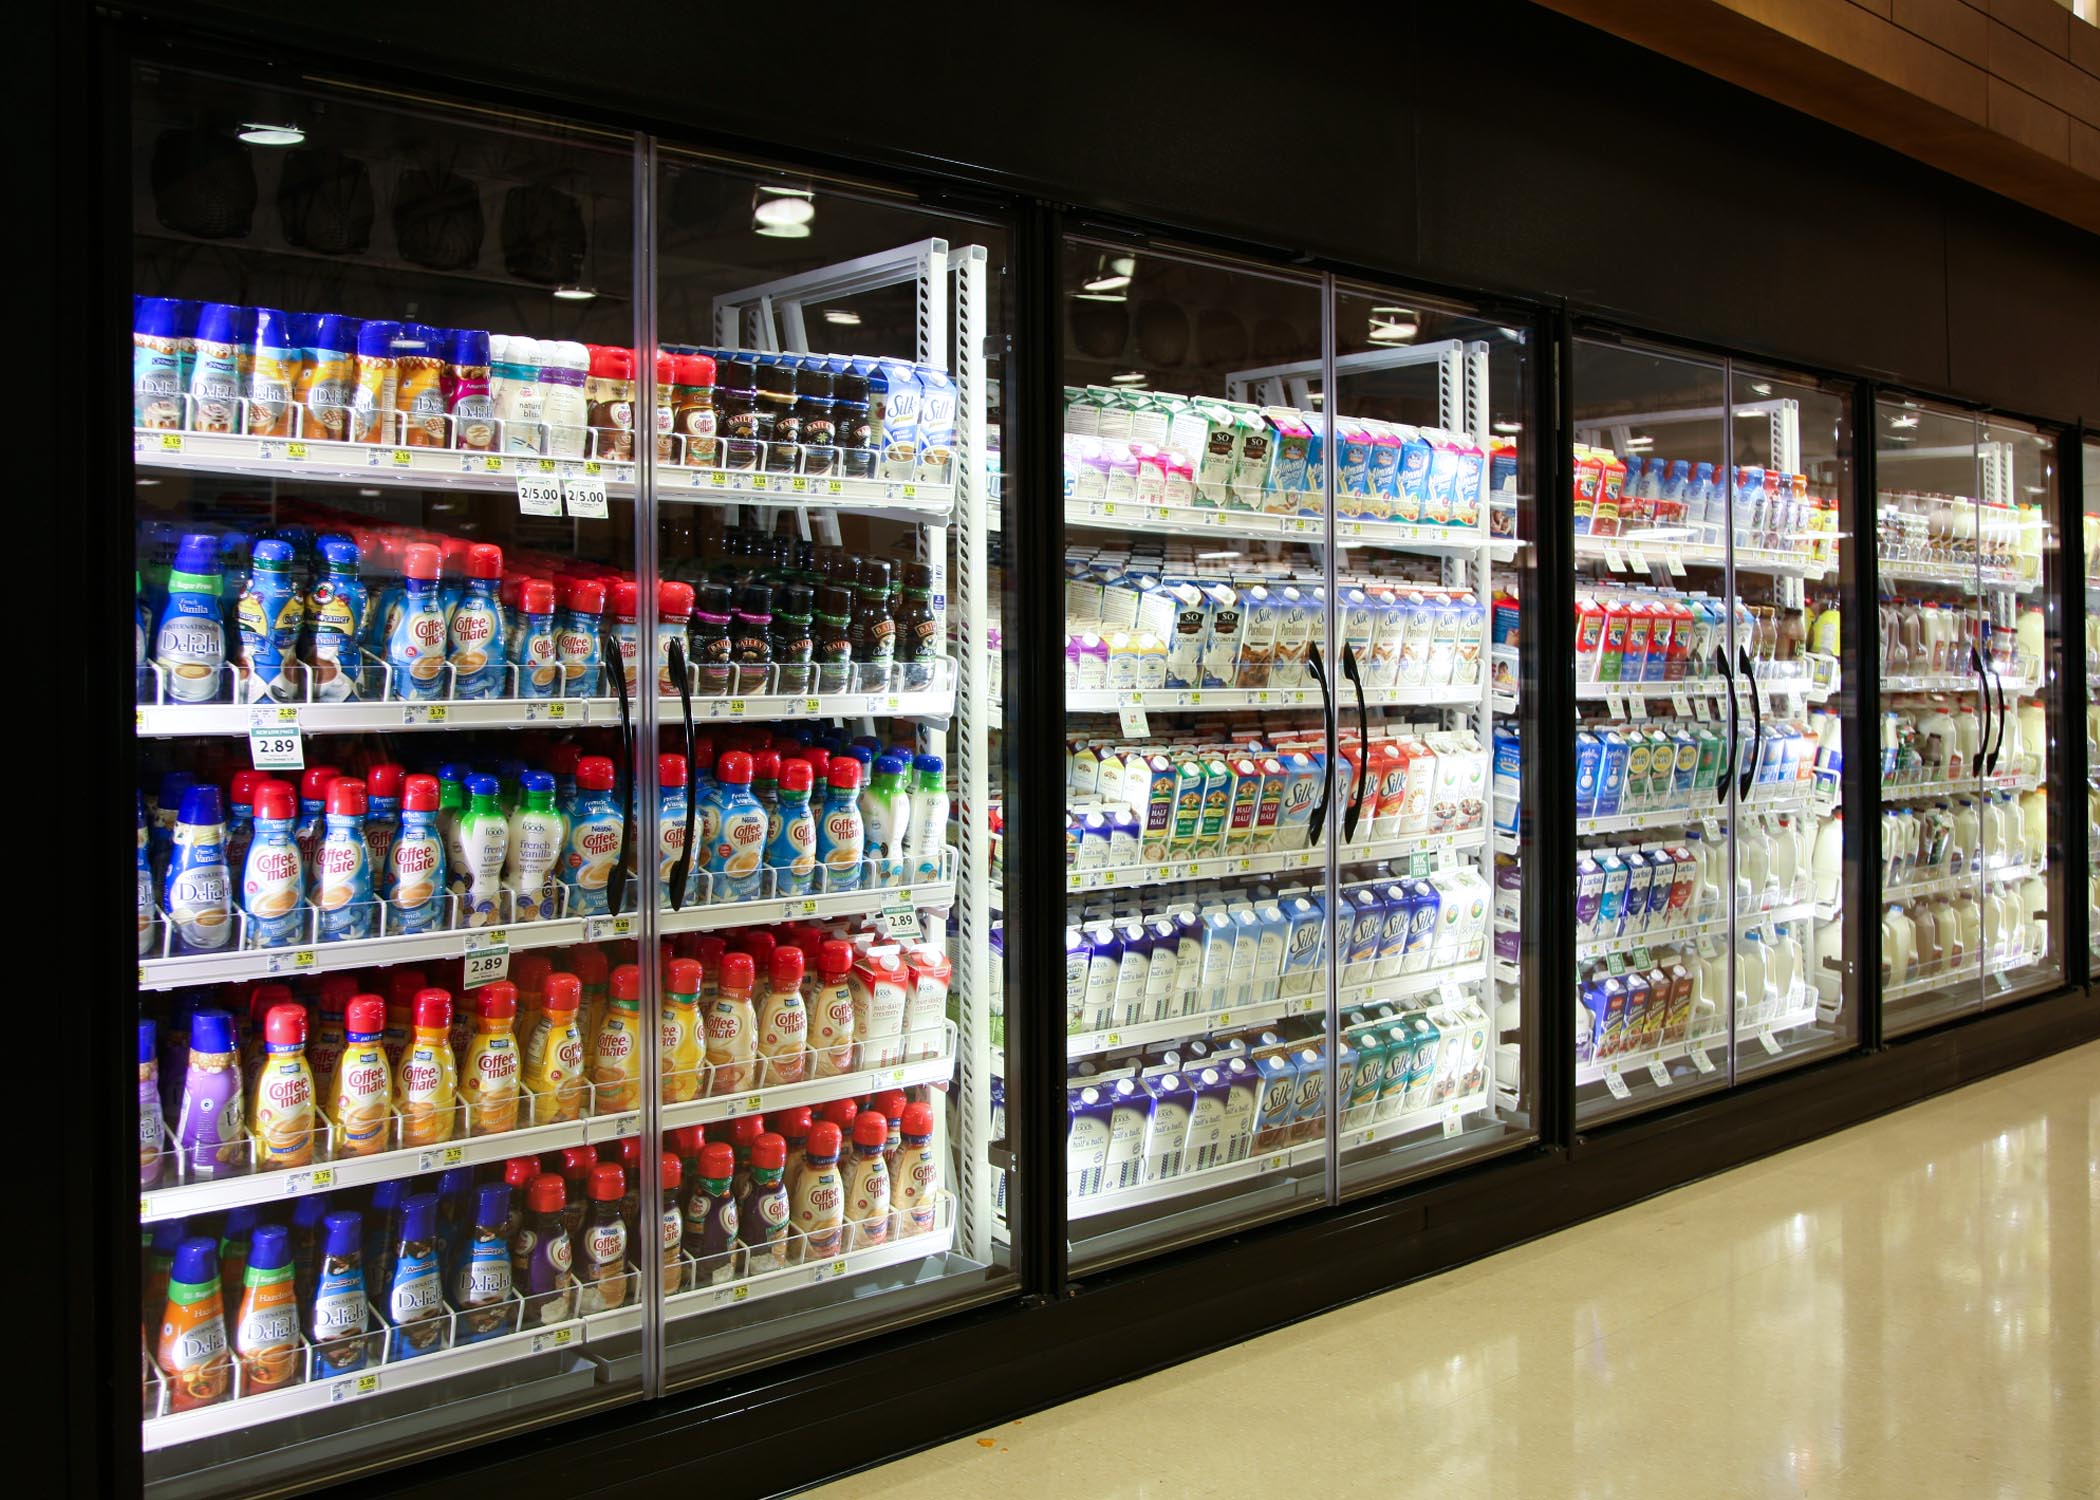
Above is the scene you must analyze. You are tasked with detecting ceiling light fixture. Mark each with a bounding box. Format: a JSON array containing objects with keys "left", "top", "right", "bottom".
[
  {"left": 1109, "top": 370, "right": 1147, "bottom": 384},
  {"left": 1622, "top": 435, "right": 1655, "bottom": 451},
  {"left": 1196, "top": 550, "right": 1242, "bottom": 561},
  {"left": 552, "top": 284, "right": 597, "bottom": 301},
  {"left": 1073, "top": 291, "right": 1127, "bottom": 303},
  {"left": 822, "top": 308, "right": 861, "bottom": 326},
  {"left": 1367, "top": 306, "right": 1418, "bottom": 342},
  {"left": 753, "top": 195, "right": 815, "bottom": 228},
  {"left": 238, "top": 122, "right": 304, "bottom": 146},
  {"left": 1109, "top": 256, "right": 1136, "bottom": 276},
  {"left": 1492, "top": 419, "right": 1522, "bottom": 435},
  {"left": 1082, "top": 274, "right": 1132, "bottom": 293},
  {"left": 1889, "top": 412, "right": 1920, "bottom": 430},
  {"left": 754, "top": 220, "right": 812, "bottom": 239},
  {"left": 1749, "top": 382, "right": 1773, "bottom": 396}
]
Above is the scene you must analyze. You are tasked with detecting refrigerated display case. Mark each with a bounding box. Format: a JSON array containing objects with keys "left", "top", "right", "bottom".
[
  {"left": 1056, "top": 243, "right": 1539, "bottom": 1268},
  {"left": 1874, "top": 400, "right": 2062, "bottom": 1035},
  {"left": 1568, "top": 340, "right": 1857, "bottom": 1123},
  {"left": 128, "top": 64, "right": 1014, "bottom": 1498},
  {"left": 2083, "top": 435, "right": 2099, "bottom": 963}
]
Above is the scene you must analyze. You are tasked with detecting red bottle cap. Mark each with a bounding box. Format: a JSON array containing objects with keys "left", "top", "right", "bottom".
[
  {"left": 505, "top": 1156, "right": 539, "bottom": 1189},
  {"left": 680, "top": 354, "right": 716, "bottom": 388},
  {"left": 402, "top": 543, "right": 441, "bottom": 582},
  {"left": 587, "top": 1161, "right": 625, "bottom": 1202},
  {"left": 615, "top": 1135, "right": 642, "bottom": 1171},
  {"left": 805, "top": 1122, "right": 842, "bottom": 1159},
  {"left": 731, "top": 1116, "right": 764, "bottom": 1149},
  {"left": 543, "top": 973, "right": 582, "bottom": 1015},
  {"left": 465, "top": 543, "right": 503, "bottom": 580},
  {"left": 567, "top": 578, "right": 606, "bottom": 615},
  {"left": 874, "top": 1090, "right": 906, "bottom": 1120},
  {"left": 576, "top": 755, "right": 616, "bottom": 792},
  {"left": 698, "top": 1141, "right": 735, "bottom": 1182},
  {"left": 697, "top": 935, "right": 727, "bottom": 969},
  {"left": 901, "top": 1102, "right": 933, "bottom": 1137},
  {"left": 230, "top": 768, "right": 265, "bottom": 804},
  {"left": 666, "top": 957, "right": 701, "bottom": 996},
  {"left": 610, "top": 963, "right": 641, "bottom": 1003},
  {"left": 253, "top": 782, "right": 296, "bottom": 821},
  {"left": 852, "top": 1112, "right": 888, "bottom": 1150},
  {"left": 441, "top": 535, "right": 470, "bottom": 573},
  {"left": 514, "top": 951, "right": 555, "bottom": 991},
  {"left": 523, "top": 578, "right": 556, "bottom": 616},
  {"left": 752, "top": 1132, "right": 788, "bottom": 1170},
  {"left": 561, "top": 1146, "right": 597, "bottom": 1177},
  {"left": 717, "top": 951, "right": 755, "bottom": 992},
  {"left": 818, "top": 939, "right": 854, "bottom": 979},
  {"left": 590, "top": 346, "right": 634, "bottom": 381},
  {"left": 670, "top": 1124, "right": 705, "bottom": 1158},
  {"left": 770, "top": 945, "right": 805, "bottom": 989},
  {"left": 658, "top": 580, "right": 694, "bottom": 620},
  {"left": 738, "top": 931, "right": 776, "bottom": 969},
  {"left": 820, "top": 1099, "right": 858, "bottom": 1133},
  {"left": 476, "top": 983, "right": 517, "bottom": 1021},
  {"left": 659, "top": 1150, "right": 682, "bottom": 1190},
  {"left": 318, "top": 973, "right": 357, "bottom": 1011},
  {"left": 365, "top": 762, "right": 404, "bottom": 799},
  {"left": 547, "top": 742, "right": 581, "bottom": 777},
  {"left": 400, "top": 773, "right": 440, "bottom": 813},
  {"left": 752, "top": 749, "right": 780, "bottom": 783},
  {"left": 715, "top": 751, "right": 753, "bottom": 787},
  {"left": 777, "top": 758, "right": 814, "bottom": 795},
  {"left": 344, "top": 994, "right": 386, "bottom": 1035},
  {"left": 611, "top": 579, "right": 639, "bottom": 619},
  {"left": 388, "top": 968, "right": 428, "bottom": 1006},
  {"left": 412, "top": 988, "right": 452, "bottom": 1030},
  {"left": 659, "top": 753, "right": 687, "bottom": 789},
  {"left": 263, "top": 1002, "right": 306, "bottom": 1047},
  {"left": 325, "top": 778, "right": 367, "bottom": 817},
  {"left": 828, "top": 758, "right": 862, "bottom": 791},
  {"left": 300, "top": 766, "right": 340, "bottom": 802},
  {"left": 655, "top": 351, "right": 678, "bottom": 387},
  {"left": 526, "top": 1173, "right": 565, "bottom": 1214}
]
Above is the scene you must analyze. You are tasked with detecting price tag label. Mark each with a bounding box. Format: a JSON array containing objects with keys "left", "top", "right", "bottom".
[
  {"left": 1647, "top": 1058, "right": 1673, "bottom": 1088},
  {"left": 800, "top": 698, "right": 821, "bottom": 716},
  {"left": 267, "top": 949, "right": 318, "bottom": 975},
  {"left": 781, "top": 897, "right": 819, "bottom": 920},
  {"left": 611, "top": 1114, "right": 639, "bottom": 1138},
  {"left": 750, "top": 474, "right": 770, "bottom": 491},
  {"left": 1118, "top": 707, "right": 1150, "bottom": 738},
  {"left": 880, "top": 901, "right": 923, "bottom": 942},
  {"left": 417, "top": 1145, "right": 467, "bottom": 1174},
  {"left": 708, "top": 470, "right": 729, "bottom": 489},
  {"left": 1692, "top": 697, "right": 1711, "bottom": 722},
  {"left": 157, "top": 432, "right": 184, "bottom": 452},
  {"left": 562, "top": 470, "right": 609, "bottom": 519},
  {"left": 1666, "top": 550, "right": 1688, "bottom": 577},
  {"left": 463, "top": 932, "right": 510, "bottom": 988},
  {"left": 1602, "top": 1066, "right": 1633, "bottom": 1101},
  {"left": 530, "top": 1326, "right": 577, "bottom": 1355},
  {"left": 1670, "top": 694, "right": 1693, "bottom": 717},
  {"left": 286, "top": 1166, "right": 337, "bottom": 1195},
  {"left": 1626, "top": 546, "right": 1647, "bottom": 573},
  {"left": 517, "top": 472, "right": 565, "bottom": 517},
  {"left": 585, "top": 914, "right": 635, "bottom": 941},
  {"left": 1603, "top": 546, "right": 1625, "bottom": 572},
  {"left": 1442, "top": 1103, "right": 1466, "bottom": 1138},
  {"left": 402, "top": 704, "right": 450, "bottom": 725},
  {"left": 1627, "top": 695, "right": 1649, "bottom": 722},
  {"left": 1758, "top": 1027, "right": 1783, "bottom": 1056},
  {"left": 524, "top": 700, "right": 570, "bottom": 722},
  {"left": 248, "top": 706, "right": 304, "bottom": 769},
  {"left": 331, "top": 1372, "right": 381, "bottom": 1403},
  {"left": 1688, "top": 1045, "right": 1717, "bottom": 1074}
]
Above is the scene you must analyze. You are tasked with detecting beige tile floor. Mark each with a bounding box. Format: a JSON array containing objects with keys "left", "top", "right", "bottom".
[{"left": 809, "top": 1042, "right": 2100, "bottom": 1499}]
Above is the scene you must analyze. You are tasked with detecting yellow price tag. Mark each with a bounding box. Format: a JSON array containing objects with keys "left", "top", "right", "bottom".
[
  {"left": 728, "top": 699, "right": 746, "bottom": 717},
  {"left": 743, "top": 1095, "right": 763, "bottom": 1112},
  {"left": 901, "top": 484, "right": 917, "bottom": 498},
  {"left": 439, "top": 1145, "right": 465, "bottom": 1167},
  {"left": 1215, "top": 1012, "right": 1234, "bottom": 1027},
  {"left": 158, "top": 433, "right": 183, "bottom": 451},
  {"left": 292, "top": 951, "right": 316, "bottom": 970},
  {"left": 483, "top": 455, "right": 504, "bottom": 472},
  {"left": 801, "top": 698, "right": 820, "bottom": 715},
  {"left": 536, "top": 459, "right": 557, "bottom": 474},
  {"left": 751, "top": 475, "right": 769, "bottom": 491},
  {"left": 1101, "top": 502, "right": 1117, "bottom": 517},
  {"left": 709, "top": 471, "right": 728, "bottom": 488},
  {"left": 791, "top": 476, "right": 808, "bottom": 493},
  {"left": 830, "top": 1261, "right": 847, "bottom": 1278},
  {"left": 426, "top": 705, "right": 449, "bottom": 724},
  {"left": 140, "top": 1196, "right": 151, "bottom": 1218},
  {"left": 826, "top": 480, "right": 843, "bottom": 495},
  {"left": 287, "top": 442, "right": 308, "bottom": 461},
  {"left": 584, "top": 461, "right": 601, "bottom": 476},
  {"left": 391, "top": 448, "right": 412, "bottom": 467},
  {"left": 731, "top": 1285, "right": 749, "bottom": 1302}
]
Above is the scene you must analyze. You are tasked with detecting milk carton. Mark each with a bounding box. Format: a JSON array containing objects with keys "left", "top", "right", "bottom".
[
  {"left": 1183, "top": 1068, "right": 1234, "bottom": 1172},
  {"left": 1236, "top": 585, "right": 1280, "bottom": 688},
  {"left": 1162, "top": 583, "right": 1209, "bottom": 690},
  {"left": 1287, "top": 1044, "right": 1326, "bottom": 1143},
  {"left": 1334, "top": 418, "right": 1375, "bottom": 506},
  {"left": 1278, "top": 894, "right": 1325, "bottom": 997},
  {"left": 1344, "top": 886, "right": 1386, "bottom": 986},
  {"left": 863, "top": 359, "right": 923, "bottom": 482},
  {"left": 1259, "top": 408, "right": 1314, "bottom": 511},
  {"left": 1275, "top": 751, "right": 1321, "bottom": 849},
  {"left": 1199, "top": 584, "right": 1243, "bottom": 689},
  {"left": 1140, "top": 1073, "right": 1195, "bottom": 1182},
  {"left": 1252, "top": 1050, "right": 1299, "bottom": 1151},
  {"left": 1395, "top": 734, "right": 1437, "bottom": 835},
  {"left": 1393, "top": 426, "right": 1432, "bottom": 523},
  {"left": 1363, "top": 419, "right": 1404, "bottom": 512},
  {"left": 916, "top": 369, "right": 956, "bottom": 483},
  {"left": 1192, "top": 758, "right": 1234, "bottom": 856},
  {"left": 1250, "top": 756, "right": 1288, "bottom": 851},
  {"left": 1067, "top": 1087, "right": 1113, "bottom": 1199},
  {"left": 1375, "top": 882, "right": 1411, "bottom": 979}
]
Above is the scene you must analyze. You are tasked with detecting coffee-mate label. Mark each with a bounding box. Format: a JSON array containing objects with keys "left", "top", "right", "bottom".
[
  {"left": 252, "top": 1046, "right": 316, "bottom": 1168},
  {"left": 810, "top": 977, "right": 857, "bottom": 1078}
]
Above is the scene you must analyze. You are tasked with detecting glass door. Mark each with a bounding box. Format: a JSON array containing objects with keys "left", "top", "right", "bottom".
[
  {"left": 132, "top": 66, "right": 647, "bottom": 1496},
  {"left": 1059, "top": 240, "right": 1332, "bottom": 1269},
  {"left": 1324, "top": 283, "right": 1538, "bottom": 1194},
  {"left": 1568, "top": 340, "right": 1854, "bottom": 1122},
  {"left": 642, "top": 151, "right": 1015, "bottom": 1384},
  {"left": 2085, "top": 435, "right": 2100, "bottom": 964},
  {"left": 1875, "top": 400, "right": 2058, "bottom": 1034}
]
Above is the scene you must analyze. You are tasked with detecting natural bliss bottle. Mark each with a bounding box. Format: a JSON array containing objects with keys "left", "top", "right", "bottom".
[
  {"left": 506, "top": 770, "right": 565, "bottom": 923},
  {"left": 458, "top": 773, "right": 509, "bottom": 928}
]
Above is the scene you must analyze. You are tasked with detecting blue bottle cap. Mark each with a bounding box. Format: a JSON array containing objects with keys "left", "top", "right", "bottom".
[
  {"left": 177, "top": 785, "right": 224, "bottom": 827},
  {"left": 224, "top": 1204, "right": 258, "bottom": 1237},
  {"left": 874, "top": 754, "right": 907, "bottom": 777},
  {"left": 321, "top": 1210, "right": 363, "bottom": 1259},
  {"left": 251, "top": 307, "right": 295, "bottom": 354},
  {"left": 172, "top": 533, "right": 222, "bottom": 577},
  {"left": 236, "top": 306, "right": 259, "bottom": 346},
  {"left": 914, "top": 753, "right": 944, "bottom": 777},
  {"left": 151, "top": 1219, "right": 189, "bottom": 1254},
  {"left": 289, "top": 311, "right": 322, "bottom": 347},
  {"left": 520, "top": 770, "right": 556, "bottom": 794},
  {"left": 852, "top": 735, "right": 881, "bottom": 752},
  {"left": 847, "top": 745, "right": 874, "bottom": 770},
  {"left": 251, "top": 537, "right": 294, "bottom": 567},
  {"left": 465, "top": 774, "right": 500, "bottom": 799},
  {"left": 248, "top": 1222, "right": 292, "bottom": 1272},
  {"left": 293, "top": 1193, "right": 332, "bottom": 1229},
  {"left": 474, "top": 1181, "right": 511, "bottom": 1230},
  {"left": 319, "top": 537, "right": 361, "bottom": 568},
  {"left": 369, "top": 1180, "right": 403, "bottom": 1215},
  {"left": 157, "top": 769, "right": 195, "bottom": 804},
  {"left": 398, "top": 1192, "right": 439, "bottom": 1244},
  {"left": 194, "top": 302, "right": 244, "bottom": 347},
  {"left": 438, "top": 763, "right": 468, "bottom": 784},
  {"left": 134, "top": 296, "right": 182, "bottom": 339},
  {"left": 174, "top": 300, "right": 202, "bottom": 338},
  {"left": 139, "top": 1016, "right": 156, "bottom": 1063},
  {"left": 391, "top": 323, "right": 438, "bottom": 357},
  {"left": 217, "top": 531, "right": 251, "bottom": 563},
  {"left": 436, "top": 1167, "right": 473, "bottom": 1201},
  {"left": 169, "top": 1237, "right": 220, "bottom": 1288},
  {"left": 189, "top": 1008, "right": 236, "bottom": 1055},
  {"left": 357, "top": 320, "right": 401, "bottom": 357},
  {"left": 451, "top": 328, "right": 490, "bottom": 366}
]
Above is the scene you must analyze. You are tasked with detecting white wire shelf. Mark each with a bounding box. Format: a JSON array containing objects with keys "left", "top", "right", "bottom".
[
  {"left": 1878, "top": 771, "right": 2040, "bottom": 802},
  {"left": 1066, "top": 1091, "right": 1492, "bottom": 1221},
  {"left": 1880, "top": 860, "right": 2046, "bottom": 903},
  {"left": 1573, "top": 533, "right": 1834, "bottom": 580},
  {"left": 1063, "top": 498, "right": 1491, "bottom": 555},
  {"left": 648, "top": 1023, "right": 956, "bottom": 1138},
  {"left": 1064, "top": 827, "right": 1487, "bottom": 896},
  {"left": 1067, "top": 682, "right": 1482, "bottom": 713},
  {"left": 1575, "top": 999, "right": 1820, "bottom": 1088},
  {"left": 1877, "top": 556, "right": 2037, "bottom": 594},
  {"left": 1882, "top": 949, "right": 2048, "bottom": 1003},
  {"left": 1574, "top": 897, "right": 1822, "bottom": 964},
  {"left": 1576, "top": 790, "right": 1820, "bottom": 838}
]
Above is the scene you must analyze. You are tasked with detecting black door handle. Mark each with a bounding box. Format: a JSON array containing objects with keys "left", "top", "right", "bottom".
[
  {"left": 666, "top": 637, "right": 695, "bottom": 911},
  {"left": 1969, "top": 641, "right": 1993, "bottom": 781},
  {"left": 1341, "top": 644, "right": 1369, "bottom": 843},
  {"left": 1713, "top": 644, "right": 1735, "bottom": 804},
  {"left": 1307, "top": 641, "right": 1333, "bottom": 850},
  {"left": 1986, "top": 668, "right": 2007, "bottom": 778},
  {"left": 1738, "top": 645, "right": 1761, "bottom": 803},
  {"left": 605, "top": 622, "right": 633, "bottom": 918}
]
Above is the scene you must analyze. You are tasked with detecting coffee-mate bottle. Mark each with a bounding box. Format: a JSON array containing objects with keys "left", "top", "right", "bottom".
[
  {"left": 166, "top": 785, "right": 234, "bottom": 956},
  {"left": 360, "top": 762, "right": 402, "bottom": 891},
  {"left": 460, "top": 983, "right": 520, "bottom": 1137},
  {"left": 397, "top": 989, "right": 459, "bottom": 1146},
  {"left": 767, "top": 758, "right": 818, "bottom": 896},
  {"left": 737, "top": 1132, "right": 791, "bottom": 1273},
  {"left": 814, "top": 758, "right": 866, "bottom": 892},
  {"left": 840, "top": 1112, "right": 892, "bottom": 1252},
  {"left": 755, "top": 945, "right": 809, "bottom": 1087},
  {"left": 293, "top": 765, "right": 339, "bottom": 874},
  {"left": 387, "top": 543, "right": 449, "bottom": 700},
  {"left": 449, "top": 543, "right": 506, "bottom": 699},
  {"left": 315, "top": 778, "right": 375, "bottom": 942},
  {"left": 521, "top": 972, "right": 587, "bottom": 1123},
  {"left": 790, "top": 1122, "right": 845, "bottom": 1265},
  {"left": 514, "top": 1173, "right": 576, "bottom": 1326},
  {"left": 249, "top": 1003, "right": 316, "bottom": 1170},
  {"left": 891, "top": 1101, "right": 941, "bottom": 1237},
  {"left": 704, "top": 951, "right": 758, "bottom": 1096},
  {"left": 592, "top": 964, "right": 645, "bottom": 1114},
  {"left": 652, "top": 753, "right": 694, "bottom": 907},
  {"left": 241, "top": 780, "right": 304, "bottom": 950},
  {"left": 158, "top": 1237, "right": 232, "bottom": 1412},
  {"left": 326, "top": 995, "right": 391, "bottom": 1158},
  {"left": 576, "top": 1162, "right": 630, "bottom": 1313},
  {"left": 704, "top": 751, "right": 768, "bottom": 903},
  {"left": 661, "top": 957, "right": 702, "bottom": 1103},
  {"left": 561, "top": 756, "right": 623, "bottom": 917},
  {"left": 683, "top": 1141, "right": 740, "bottom": 1285},
  {"left": 387, "top": 774, "right": 446, "bottom": 933}
]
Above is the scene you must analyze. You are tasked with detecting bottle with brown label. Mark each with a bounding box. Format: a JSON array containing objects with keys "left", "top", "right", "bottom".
[
  {"left": 851, "top": 559, "right": 895, "bottom": 690},
  {"left": 732, "top": 583, "right": 774, "bottom": 696},
  {"left": 584, "top": 345, "right": 635, "bottom": 461},
  {"left": 674, "top": 353, "right": 717, "bottom": 467},
  {"left": 894, "top": 562, "right": 940, "bottom": 691}
]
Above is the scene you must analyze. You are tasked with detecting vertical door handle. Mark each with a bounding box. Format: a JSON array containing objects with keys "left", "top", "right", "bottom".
[
  {"left": 667, "top": 637, "right": 695, "bottom": 910},
  {"left": 1341, "top": 645, "right": 1369, "bottom": 843},
  {"left": 1738, "top": 645, "right": 1762, "bottom": 803},
  {"left": 1713, "top": 644, "right": 1736, "bottom": 804},
  {"left": 605, "top": 623, "right": 634, "bottom": 918},
  {"left": 1307, "top": 642, "right": 1333, "bottom": 849}
]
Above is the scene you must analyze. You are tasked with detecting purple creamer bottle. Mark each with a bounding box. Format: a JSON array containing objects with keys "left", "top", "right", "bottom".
[
  {"left": 515, "top": 1172, "right": 576, "bottom": 1326},
  {"left": 140, "top": 1017, "right": 164, "bottom": 1187},
  {"left": 175, "top": 1009, "right": 245, "bottom": 1179}
]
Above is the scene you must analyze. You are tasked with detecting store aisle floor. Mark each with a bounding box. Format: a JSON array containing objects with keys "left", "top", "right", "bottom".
[{"left": 805, "top": 1043, "right": 2100, "bottom": 1500}]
